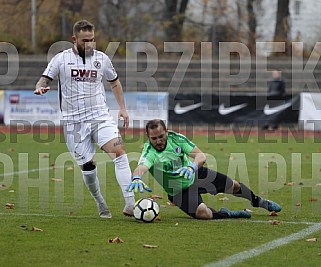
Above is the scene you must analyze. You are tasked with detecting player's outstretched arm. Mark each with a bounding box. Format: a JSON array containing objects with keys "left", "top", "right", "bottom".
[
  {"left": 172, "top": 146, "right": 206, "bottom": 179},
  {"left": 34, "top": 76, "right": 51, "bottom": 95}
]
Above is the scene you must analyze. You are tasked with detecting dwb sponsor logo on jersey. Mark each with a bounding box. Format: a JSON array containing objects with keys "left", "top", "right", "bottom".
[{"left": 71, "top": 69, "right": 97, "bottom": 82}]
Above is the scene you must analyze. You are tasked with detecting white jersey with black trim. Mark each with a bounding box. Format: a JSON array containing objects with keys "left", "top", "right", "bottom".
[{"left": 42, "top": 48, "right": 118, "bottom": 122}]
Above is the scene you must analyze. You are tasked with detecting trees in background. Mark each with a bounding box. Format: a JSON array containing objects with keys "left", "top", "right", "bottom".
[
  {"left": 274, "top": 0, "right": 290, "bottom": 43},
  {"left": 0, "top": 0, "right": 296, "bottom": 56},
  {"left": 273, "top": 0, "right": 290, "bottom": 55},
  {"left": 163, "top": 0, "right": 189, "bottom": 41},
  {"left": 247, "top": 0, "right": 256, "bottom": 54}
]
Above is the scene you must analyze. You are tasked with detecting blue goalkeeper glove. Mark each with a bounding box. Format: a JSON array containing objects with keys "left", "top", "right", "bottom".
[
  {"left": 172, "top": 162, "right": 198, "bottom": 180},
  {"left": 126, "top": 175, "right": 152, "bottom": 193}
]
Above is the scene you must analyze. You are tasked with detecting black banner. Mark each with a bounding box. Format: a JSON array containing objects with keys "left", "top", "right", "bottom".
[{"left": 169, "top": 93, "right": 300, "bottom": 125}]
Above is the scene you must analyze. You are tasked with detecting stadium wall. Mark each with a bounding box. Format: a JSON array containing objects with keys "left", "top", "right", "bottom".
[{"left": 1, "top": 90, "right": 321, "bottom": 131}]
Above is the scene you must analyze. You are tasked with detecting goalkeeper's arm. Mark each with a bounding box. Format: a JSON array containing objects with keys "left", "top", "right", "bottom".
[
  {"left": 132, "top": 165, "right": 149, "bottom": 178},
  {"left": 188, "top": 146, "right": 206, "bottom": 168},
  {"left": 126, "top": 165, "right": 152, "bottom": 193}
]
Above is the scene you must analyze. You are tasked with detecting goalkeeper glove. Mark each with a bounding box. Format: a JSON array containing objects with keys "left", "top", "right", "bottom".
[
  {"left": 172, "top": 162, "right": 198, "bottom": 180},
  {"left": 126, "top": 175, "right": 152, "bottom": 193}
]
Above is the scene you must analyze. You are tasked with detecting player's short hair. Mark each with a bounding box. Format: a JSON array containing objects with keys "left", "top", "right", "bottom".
[
  {"left": 146, "top": 119, "right": 166, "bottom": 136},
  {"left": 73, "top": 20, "right": 95, "bottom": 35}
]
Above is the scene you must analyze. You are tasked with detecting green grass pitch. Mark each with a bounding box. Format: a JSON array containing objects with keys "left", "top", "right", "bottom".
[{"left": 1, "top": 129, "right": 321, "bottom": 267}]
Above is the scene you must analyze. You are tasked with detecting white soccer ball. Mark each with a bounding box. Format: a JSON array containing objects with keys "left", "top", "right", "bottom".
[{"left": 133, "top": 198, "right": 160, "bottom": 223}]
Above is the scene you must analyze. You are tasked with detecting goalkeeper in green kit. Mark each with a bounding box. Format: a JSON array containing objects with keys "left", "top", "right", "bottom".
[{"left": 127, "top": 119, "right": 281, "bottom": 220}]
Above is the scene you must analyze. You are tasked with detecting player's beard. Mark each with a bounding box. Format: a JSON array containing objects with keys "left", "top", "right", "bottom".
[
  {"left": 153, "top": 140, "right": 167, "bottom": 152},
  {"left": 77, "top": 44, "right": 93, "bottom": 58}
]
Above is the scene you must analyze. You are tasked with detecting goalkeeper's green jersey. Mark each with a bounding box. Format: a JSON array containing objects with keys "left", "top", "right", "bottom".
[{"left": 138, "top": 130, "right": 196, "bottom": 196}]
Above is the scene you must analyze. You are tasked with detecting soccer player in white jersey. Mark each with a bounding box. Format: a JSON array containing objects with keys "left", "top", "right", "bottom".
[{"left": 34, "top": 19, "right": 135, "bottom": 218}]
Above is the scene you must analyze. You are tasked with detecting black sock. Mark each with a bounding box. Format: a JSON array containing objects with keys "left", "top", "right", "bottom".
[
  {"left": 211, "top": 208, "right": 230, "bottom": 219},
  {"left": 233, "top": 183, "right": 261, "bottom": 207}
]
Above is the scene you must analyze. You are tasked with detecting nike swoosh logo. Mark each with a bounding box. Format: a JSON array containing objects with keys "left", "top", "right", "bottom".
[
  {"left": 263, "top": 101, "right": 293, "bottom": 115},
  {"left": 174, "top": 102, "right": 203, "bottom": 114},
  {"left": 218, "top": 103, "right": 248, "bottom": 115}
]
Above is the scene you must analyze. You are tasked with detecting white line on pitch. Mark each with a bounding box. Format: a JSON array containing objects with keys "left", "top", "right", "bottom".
[
  {"left": 0, "top": 167, "right": 59, "bottom": 177},
  {"left": 202, "top": 222, "right": 321, "bottom": 267},
  {"left": 213, "top": 219, "right": 317, "bottom": 226},
  {"left": 0, "top": 160, "right": 107, "bottom": 177}
]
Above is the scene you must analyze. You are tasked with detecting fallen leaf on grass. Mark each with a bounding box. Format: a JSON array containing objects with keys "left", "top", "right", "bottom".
[
  {"left": 149, "top": 194, "right": 163, "bottom": 200},
  {"left": 269, "top": 220, "right": 280, "bottom": 225},
  {"left": 308, "top": 198, "right": 317, "bottom": 202},
  {"left": 108, "top": 236, "right": 124, "bottom": 243},
  {"left": 20, "top": 225, "right": 28, "bottom": 229},
  {"left": 7, "top": 148, "right": 15, "bottom": 152},
  {"left": 0, "top": 184, "right": 6, "bottom": 188},
  {"left": 155, "top": 215, "right": 161, "bottom": 221},
  {"left": 51, "top": 178, "right": 63, "bottom": 182},
  {"left": 5, "top": 203, "right": 14, "bottom": 209},
  {"left": 32, "top": 227, "right": 43, "bottom": 232},
  {"left": 167, "top": 201, "right": 175, "bottom": 206},
  {"left": 287, "top": 182, "right": 295, "bottom": 186},
  {"left": 295, "top": 203, "right": 301, "bottom": 207},
  {"left": 143, "top": 244, "right": 158, "bottom": 248},
  {"left": 306, "top": 238, "right": 317, "bottom": 242},
  {"left": 269, "top": 211, "right": 278, "bottom": 216},
  {"left": 50, "top": 163, "right": 56, "bottom": 168}
]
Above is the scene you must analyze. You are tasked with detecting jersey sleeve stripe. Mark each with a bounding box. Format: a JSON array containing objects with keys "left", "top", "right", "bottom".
[
  {"left": 42, "top": 74, "right": 53, "bottom": 81},
  {"left": 107, "top": 76, "right": 118, "bottom": 82}
]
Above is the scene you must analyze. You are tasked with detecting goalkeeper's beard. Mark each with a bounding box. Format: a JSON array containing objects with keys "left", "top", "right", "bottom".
[{"left": 153, "top": 140, "right": 167, "bottom": 152}]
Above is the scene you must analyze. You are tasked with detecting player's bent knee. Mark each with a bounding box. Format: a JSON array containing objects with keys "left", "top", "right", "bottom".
[
  {"left": 81, "top": 160, "right": 96, "bottom": 171},
  {"left": 232, "top": 180, "right": 241, "bottom": 193},
  {"left": 195, "top": 203, "right": 213, "bottom": 220}
]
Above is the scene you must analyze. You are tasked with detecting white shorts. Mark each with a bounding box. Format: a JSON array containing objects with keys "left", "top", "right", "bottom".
[{"left": 63, "top": 114, "right": 120, "bottom": 165}]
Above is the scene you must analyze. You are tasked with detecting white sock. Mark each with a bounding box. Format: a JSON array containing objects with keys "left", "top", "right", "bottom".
[
  {"left": 113, "top": 154, "right": 135, "bottom": 199},
  {"left": 124, "top": 196, "right": 135, "bottom": 208},
  {"left": 82, "top": 168, "right": 105, "bottom": 204}
]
